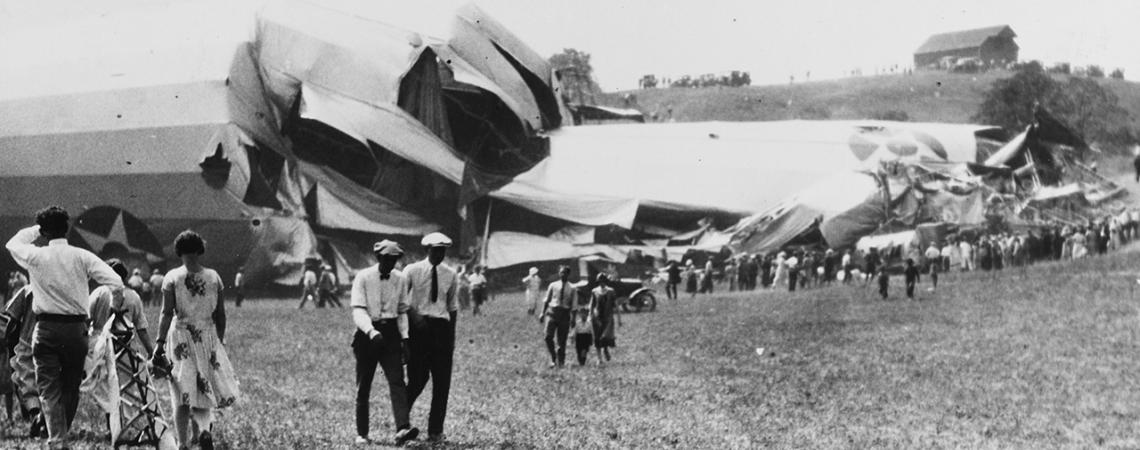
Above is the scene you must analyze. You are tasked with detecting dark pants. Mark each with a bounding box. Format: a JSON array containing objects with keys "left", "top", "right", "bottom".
[
  {"left": 407, "top": 317, "right": 454, "bottom": 435},
  {"left": 665, "top": 282, "right": 678, "bottom": 300},
  {"left": 906, "top": 281, "right": 916, "bottom": 299},
  {"left": 575, "top": 333, "right": 592, "bottom": 365},
  {"left": 234, "top": 289, "right": 244, "bottom": 307},
  {"left": 544, "top": 308, "right": 570, "bottom": 365},
  {"left": 470, "top": 287, "right": 486, "bottom": 316},
  {"left": 788, "top": 271, "right": 798, "bottom": 292},
  {"left": 32, "top": 319, "right": 88, "bottom": 444},
  {"left": 353, "top": 321, "right": 410, "bottom": 438}
]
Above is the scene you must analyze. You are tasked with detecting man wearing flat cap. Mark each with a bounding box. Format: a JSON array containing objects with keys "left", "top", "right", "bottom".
[
  {"left": 350, "top": 240, "right": 418, "bottom": 445},
  {"left": 402, "top": 232, "right": 458, "bottom": 443}
]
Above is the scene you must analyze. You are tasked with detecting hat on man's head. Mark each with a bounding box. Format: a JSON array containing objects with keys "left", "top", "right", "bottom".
[
  {"left": 373, "top": 240, "right": 404, "bottom": 256},
  {"left": 421, "top": 232, "right": 452, "bottom": 248},
  {"left": 528, "top": 267, "right": 539, "bottom": 275}
]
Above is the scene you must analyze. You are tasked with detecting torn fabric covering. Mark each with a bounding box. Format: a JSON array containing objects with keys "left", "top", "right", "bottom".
[
  {"left": 326, "top": 238, "right": 374, "bottom": 283},
  {"left": 448, "top": 4, "right": 550, "bottom": 130},
  {"left": 485, "top": 230, "right": 715, "bottom": 270},
  {"left": 924, "top": 189, "right": 988, "bottom": 225},
  {"left": 298, "top": 83, "right": 466, "bottom": 183},
  {"left": 491, "top": 121, "right": 994, "bottom": 228},
  {"left": 255, "top": 1, "right": 427, "bottom": 111},
  {"left": 243, "top": 214, "right": 320, "bottom": 285},
  {"left": 725, "top": 170, "right": 880, "bottom": 253},
  {"left": 856, "top": 230, "right": 918, "bottom": 253},
  {"left": 297, "top": 161, "right": 440, "bottom": 234}
]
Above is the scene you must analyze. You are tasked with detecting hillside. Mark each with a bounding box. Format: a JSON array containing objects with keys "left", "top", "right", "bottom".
[{"left": 603, "top": 70, "right": 1140, "bottom": 134}]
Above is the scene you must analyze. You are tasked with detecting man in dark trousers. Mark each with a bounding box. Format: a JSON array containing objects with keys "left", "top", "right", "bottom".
[
  {"left": 540, "top": 266, "right": 577, "bottom": 367},
  {"left": 665, "top": 261, "right": 680, "bottom": 300},
  {"left": 1133, "top": 151, "right": 1140, "bottom": 182},
  {"left": 904, "top": 258, "right": 921, "bottom": 300},
  {"left": 350, "top": 240, "right": 418, "bottom": 445},
  {"left": 403, "top": 232, "right": 458, "bottom": 443},
  {"left": 6, "top": 206, "right": 122, "bottom": 449}
]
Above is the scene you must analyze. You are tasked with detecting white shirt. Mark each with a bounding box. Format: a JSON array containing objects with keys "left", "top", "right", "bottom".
[
  {"left": 544, "top": 280, "right": 579, "bottom": 310},
  {"left": 467, "top": 273, "right": 488, "bottom": 289},
  {"left": 403, "top": 259, "right": 458, "bottom": 320},
  {"left": 6, "top": 226, "right": 122, "bottom": 315},
  {"left": 351, "top": 265, "right": 409, "bottom": 339}
]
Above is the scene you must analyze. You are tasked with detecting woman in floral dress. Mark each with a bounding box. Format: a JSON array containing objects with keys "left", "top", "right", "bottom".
[{"left": 152, "top": 230, "right": 239, "bottom": 450}]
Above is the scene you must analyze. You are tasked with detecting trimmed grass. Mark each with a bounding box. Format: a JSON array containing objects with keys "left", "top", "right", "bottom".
[{"left": 5, "top": 249, "right": 1140, "bottom": 448}]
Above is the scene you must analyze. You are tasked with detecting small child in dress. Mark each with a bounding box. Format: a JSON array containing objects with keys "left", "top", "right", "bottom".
[
  {"left": 572, "top": 309, "right": 593, "bottom": 366},
  {"left": 877, "top": 267, "right": 889, "bottom": 300},
  {"left": 904, "top": 258, "right": 921, "bottom": 301}
]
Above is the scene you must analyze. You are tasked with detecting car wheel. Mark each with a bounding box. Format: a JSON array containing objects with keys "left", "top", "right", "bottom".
[{"left": 632, "top": 292, "right": 656, "bottom": 312}]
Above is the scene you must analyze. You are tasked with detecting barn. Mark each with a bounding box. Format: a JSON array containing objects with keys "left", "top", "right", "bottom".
[{"left": 914, "top": 25, "right": 1018, "bottom": 69}]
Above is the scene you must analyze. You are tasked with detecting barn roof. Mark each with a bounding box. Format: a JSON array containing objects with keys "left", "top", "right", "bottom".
[{"left": 915, "top": 25, "right": 1016, "bottom": 55}]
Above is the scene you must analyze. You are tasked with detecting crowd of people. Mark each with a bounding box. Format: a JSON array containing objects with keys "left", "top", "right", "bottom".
[
  {"left": 658, "top": 215, "right": 1138, "bottom": 301},
  {"left": 1, "top": 206, "right": 237, "bottom": 450}
]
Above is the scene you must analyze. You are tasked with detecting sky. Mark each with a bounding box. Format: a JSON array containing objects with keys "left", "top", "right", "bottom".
[{"left": 1, "top": 0, "right": 1137, "bottom": 91}]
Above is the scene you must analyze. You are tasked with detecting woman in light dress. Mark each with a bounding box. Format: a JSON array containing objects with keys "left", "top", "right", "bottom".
[{"left": 152, "top": 230, "right": 239, "bottom": 450}]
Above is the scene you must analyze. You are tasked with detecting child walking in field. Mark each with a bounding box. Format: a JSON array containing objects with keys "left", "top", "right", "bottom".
[
  {"left": 904, "top": 258, "right": 920, "bottom": 301},
  {"left": 572, "top": 310, "right": 593, "bottom": 366},
  {"left": 877, "top": 267, "right": 889, "bottom": 300}
]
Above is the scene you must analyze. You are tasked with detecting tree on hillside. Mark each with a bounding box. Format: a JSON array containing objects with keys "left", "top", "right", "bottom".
[
  {"left": 973, "top": 63, "right": 1129, "bottom": 144},
  {"left": 972, "top": 63, "right": 1065, "bottom": 131},
  {"left": 550, "top": 48, "right": 602, "bottom": 104},
  {"left": 1110, "top": 68, "right": 1125, "bottom": 80},
  {"left": 1053, "top": 77, "right": 1128, "bottom": 144}
]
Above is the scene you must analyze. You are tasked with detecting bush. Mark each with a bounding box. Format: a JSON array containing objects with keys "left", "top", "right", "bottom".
[
  {"left": 973, "top": 63, "right": 1129, "bottom": 144},
  {"left": 1047, "top": 63, "right": 1071, "bottom": 75},
  {"left": 1087, "top": 65, "right": 1105, "bottom": 78},
  {"left": 1110, "top": 68, "right": 1125, "bottom": 80},
  {"left": 870, "top": 110, "right": 910, "bottom": 122}
]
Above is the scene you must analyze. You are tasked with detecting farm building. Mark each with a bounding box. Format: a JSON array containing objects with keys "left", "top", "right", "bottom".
[{"left": 914, "top": 25, "right": 1018, "bottom": 69}]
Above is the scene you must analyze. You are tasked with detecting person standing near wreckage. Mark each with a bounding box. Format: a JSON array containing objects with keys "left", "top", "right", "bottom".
[
  {"left": 403, "top": 232, "right": 458, "bottom": 443},
  {"left": 153, "top": 230, "right": 239, "bottom": 450},
  {"left": 6, "top": 206, "right": 124, "bottom": 449},
  {"left": 541, "top": 265, "right": 577, "bottom": 367},
  {"left": 350, "top": 240, "right": 418, "bottom": 446}
]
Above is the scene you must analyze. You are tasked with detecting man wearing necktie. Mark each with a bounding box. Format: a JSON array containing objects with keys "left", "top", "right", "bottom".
[
  {"left": 402, "top": 232, "right": 458, "bottom": 443},
  {"left": 540, "top": 266, "right": 577, "bottom": 368}
]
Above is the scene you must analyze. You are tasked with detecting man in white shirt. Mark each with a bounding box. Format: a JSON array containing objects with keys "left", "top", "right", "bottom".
[
  {"left": 402, "top": 232, "right": 458, "bottom": 443},
  {"left": 924, "top": 242, "right": 942, "bottom": 288},
  {"left": 350, "top": 240, "right": 417, "bottom": 446},
  {"left": 540, "top": 265, "right": 577, "bottom": 368},
  {"left": 5, "top": 206, "right": 122, "bottom": 449},
  {"left": 231, "top": 268, "right": 244, "bottom": 308},
  {"left": 298, "top": 266, "right": 319, "bottom": 309}
]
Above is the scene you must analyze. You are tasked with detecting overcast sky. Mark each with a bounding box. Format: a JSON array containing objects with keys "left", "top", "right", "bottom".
[{"left": 2, "top": 0, "right": 1136, "bottom": 90}]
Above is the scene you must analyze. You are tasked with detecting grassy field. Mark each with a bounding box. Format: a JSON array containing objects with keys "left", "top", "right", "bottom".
[
  {"left": 604, "top": 71, "right": 1140, "bottom": 133},
  {"left": 5, "top": 248, "right": 1140, "bottom": 448}
]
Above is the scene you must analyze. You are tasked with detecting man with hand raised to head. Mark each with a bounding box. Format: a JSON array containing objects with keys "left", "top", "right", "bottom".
[{"left": 6, "top": 205, "right": 122, "bottom": 450}]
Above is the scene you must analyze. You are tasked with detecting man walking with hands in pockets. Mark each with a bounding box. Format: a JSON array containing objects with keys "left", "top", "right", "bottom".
[
  {"left": 402, "top": 232, "right": 458, "bottom": 443},
  {"left": 350, "top": 240, "right": 418, "bottom": 445}
]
